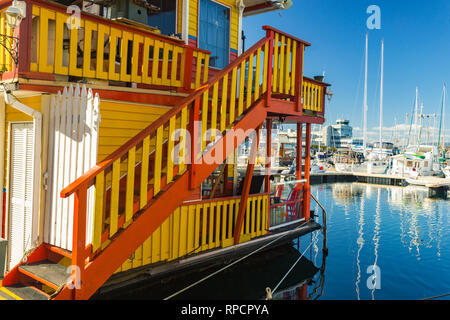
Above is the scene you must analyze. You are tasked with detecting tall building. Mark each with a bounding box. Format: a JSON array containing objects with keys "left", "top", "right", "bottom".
[{"left": 313, "top": 119, "right": 356, "bottom": 148}]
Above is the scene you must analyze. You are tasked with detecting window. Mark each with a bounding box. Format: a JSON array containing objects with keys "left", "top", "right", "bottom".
[
  {"left": 199, "top": 0, "right": 230, "bottom": 68},
  {"left": 148, "top": 0, "right": 177, "bottom": 36}
]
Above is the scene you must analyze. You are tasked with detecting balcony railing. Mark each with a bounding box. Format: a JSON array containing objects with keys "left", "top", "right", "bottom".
[
  {"left": 114, "top": 193, "right": 269, "bottom": 272},
  {"left": 3, "top": 0, "right": 209, "bottom": 91}
]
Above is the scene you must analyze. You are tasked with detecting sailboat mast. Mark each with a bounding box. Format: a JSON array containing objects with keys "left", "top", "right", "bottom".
[
  {"left": 417, "top": 100, "right": 424, "bottom": 146},
  {"left": 363, "top": 34, "right": 369, "bottom": 152},
  {"left": 438, "top": 83, "right": 446, "bottom": 155},
  {"left": 379, "top": 39, "right": 384, "bottom": 156},
  {"left": 443, "top": 84, "right": 446, "bottom": 156},
  {"left": 414, "top": 87, "right": 419, "bottom": 146}
]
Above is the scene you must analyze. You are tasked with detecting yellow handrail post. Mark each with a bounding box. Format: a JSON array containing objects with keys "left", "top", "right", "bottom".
[{"left": 265, "top": 29, "right": 274, "bottom": 107}]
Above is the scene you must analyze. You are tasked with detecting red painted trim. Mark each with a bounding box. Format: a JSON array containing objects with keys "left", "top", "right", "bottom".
[
  {"left": 303, "top": 123, "right": 311, "bottom": 221},
  {"left": 71, "top": 183, "right": 88, "bottom": 300},
  {"left": 244, "top": 3, "right": 274, "bottom": 14},
  {"left": 296, "top": 123, "right": 303, "bottom": 183},
  {"left": 265, "top": 118, "right": 272, "bottom": 193},
  {"left": 18, "top": 267, "right": 60, "bottom": 291},
  {"left": 17, "top": 3, "right": 32, "bottom": 74},
  {"left": 265, "top": 118, "right": 272, "bottom": 230},
  {"left": 233, "top": 125, "right": 262, "bottom": 244},
  {"left": 44, "top": 244, "right": 72, "bottom": 259},
  {"left": 2, "top": 244, "right": 48, "bottom": 286},
  {"left": 18, "top": 83, "right": 183, "bottom": 106},
  {"left": 0, "top": 1, "right": 12, "bottom": 11},
  {"left": 263, "top": 26, "right": 311, "bottom": 47},
  {"left": 19, "top": 71, "right": 56, "bottom": 81},
  {"left": 266, "top": 30, "right": 274, "bottom": 106},
  {"left": 295, "top": 43, "right": 304, "bottom": 113}
]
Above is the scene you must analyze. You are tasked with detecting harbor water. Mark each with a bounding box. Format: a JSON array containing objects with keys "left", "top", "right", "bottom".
[{"left": 101, "top": 183, "right": 450, "bottom": 300}]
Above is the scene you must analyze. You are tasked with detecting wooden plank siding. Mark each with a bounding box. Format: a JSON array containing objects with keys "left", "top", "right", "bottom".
[{"left": 97, "top": 101, "right": 171, "bottom": 162}]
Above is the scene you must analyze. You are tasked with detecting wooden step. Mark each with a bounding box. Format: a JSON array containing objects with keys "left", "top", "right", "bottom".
[
  {"left": 0, "top": 284, "right": 49, "bottom": 300},
  {"left": 18, "top": 260, "right": 68, "bottom": 291}
]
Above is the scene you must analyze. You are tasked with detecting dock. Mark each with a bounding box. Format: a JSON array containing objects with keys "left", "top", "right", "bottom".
[{"left": 308, "top": 171, "right": 449, "bottom": 198}]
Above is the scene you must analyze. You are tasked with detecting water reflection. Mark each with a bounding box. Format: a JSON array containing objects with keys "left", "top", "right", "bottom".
[
  {"left": 355, "top": 192, "right": 365, "bottom": 300},
  {"left": 315, "top": 183, "right": 450, "bottom": 300},
  {"left": 371, "top": 188, "right": 381, "bottom": 300},
  {"left": 99, "top": 183, "right": 448, "bottom": 300}
]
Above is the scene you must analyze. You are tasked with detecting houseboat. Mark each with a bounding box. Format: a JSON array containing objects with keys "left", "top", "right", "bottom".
[{"left": 0, "top": 0, "right": 330, "bottom": 300}]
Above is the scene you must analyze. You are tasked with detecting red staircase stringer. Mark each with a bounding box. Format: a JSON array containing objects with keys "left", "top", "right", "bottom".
[{"left": 53, "top": 98, "right": 268, "bottom": 300}]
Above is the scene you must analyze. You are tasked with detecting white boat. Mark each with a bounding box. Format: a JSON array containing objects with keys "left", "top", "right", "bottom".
[
  {"left": 443, "top": 166, "right": 450, "bottom": 179},
  {"left": 335, "top": 163, "right": 353, "bottom": 172},
  {"left": 310, "top": 162, "right": 327, "bottom": 174},
  {"left": 367, "top": 142, "right": 395, "bottom": 160},
  {"left": 351, "top": 160, "right": 388, "bottom": 174},
  {"left": 389, "top": 145, "right": 441, "bottom": 177}
]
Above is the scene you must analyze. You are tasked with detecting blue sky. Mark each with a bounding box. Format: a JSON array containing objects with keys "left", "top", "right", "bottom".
[{"left": 243, "top": 0, "right": 450, "bottom": 141}]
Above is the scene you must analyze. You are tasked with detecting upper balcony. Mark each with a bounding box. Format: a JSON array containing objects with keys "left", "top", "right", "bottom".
[
  {"left": 0, "top": 1, "right": 330, "bottom": 119},
  {"left": 0, "top": 0, "right": 210, "bottom": 93}
]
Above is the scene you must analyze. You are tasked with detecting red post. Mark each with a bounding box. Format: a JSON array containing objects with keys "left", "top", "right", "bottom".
[
  {"left": 264, "top": 118, "right": 272, "bottom": 193},
  {"left": 16, "top": 2, "right": 32, "bottom": 76},
  {"left": 294, "top": 43, "right": 305, "bottom": 113},
  {"left": 234, "top": 125, "right": 262, "bottom": 244},
  {"left": 265, "top": 119, "right": 272, "bottom": 230},
  {"left": 265, "top": 30, "right": 274, "bottom": 106},
  {"left": 189, "top": 98, "right": 200, "bottom": 189},
  {"left": 72, "top": 183, "right": 88, "bottom": 300},
  {"left": 296, "top": 122, "right": 303, "bottom": 184},
  {"left": 302, "top": 123, "right": 311, "bottom": 221},
  {"left": 183, "top": 46, "right": 194, "bottom": 92}
]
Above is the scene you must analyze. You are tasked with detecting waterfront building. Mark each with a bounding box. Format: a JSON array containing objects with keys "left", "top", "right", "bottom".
[
  {"left": 312, "top": 119, "right": 354, "bottom": 148},
  {"left": 0, "top": 0, "right": 330, "bottom": 300}
]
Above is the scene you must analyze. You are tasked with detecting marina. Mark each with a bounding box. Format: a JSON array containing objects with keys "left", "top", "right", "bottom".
[{"left": 0, "top": 0, "right": 448, "bottom": 306}]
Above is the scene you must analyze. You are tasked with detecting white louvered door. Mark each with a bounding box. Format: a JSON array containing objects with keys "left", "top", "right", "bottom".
[{"left": 8, "top": 122, "right": 34, "bottom": 270}]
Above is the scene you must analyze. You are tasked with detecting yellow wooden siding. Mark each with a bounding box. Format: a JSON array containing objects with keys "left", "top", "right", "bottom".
[
  {"left": 177, "top": 0, "right": 183, "bottom": 35},
  {"left": 97, "top": 101, "right": 171, "bottom": 162},
  {"left": 189, "top": 0, "right": 239, "bottom": 52},
  {"left": 3, "top": 96, "right": 42, "bottom": 188}
]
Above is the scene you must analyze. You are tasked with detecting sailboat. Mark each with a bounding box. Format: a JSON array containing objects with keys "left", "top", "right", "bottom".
[
  {"left": 439, "top": 83, "right": 449, "bottom": 179},
  {"left": 390, "top": 84, "right": 446, "bottom": 178},
  {"left": 336, "top": 34, "right": 369, "bottom": 173},
  {"left": 351, "top": 37, "right": 388, "bottom": 174}
]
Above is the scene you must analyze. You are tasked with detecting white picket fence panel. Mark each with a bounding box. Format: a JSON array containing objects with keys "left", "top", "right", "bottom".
[{"left": 44, "top": 84, "right": 100, "bottom": 251}]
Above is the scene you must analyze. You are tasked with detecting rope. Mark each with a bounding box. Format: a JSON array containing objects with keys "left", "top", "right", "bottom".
[
  {"left": 422, "top": 292, "right": 450, "bottom": 300},
  {"left": 266, "top": 231, "right": 319, "bottom": 300},
  {"left": 163, "top": 222, "right": 309, "bottom": 300}
]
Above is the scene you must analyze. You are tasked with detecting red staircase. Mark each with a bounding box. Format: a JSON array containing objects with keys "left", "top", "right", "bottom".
[{"left": 1, "top": 26, "right": 328, "bottom": 300}]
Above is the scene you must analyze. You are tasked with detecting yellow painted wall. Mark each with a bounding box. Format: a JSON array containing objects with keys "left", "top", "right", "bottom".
[
  {"left": 189, "top": 0, "right": 240, "bottom": 52},
  {"left": 177, "top": 0, "right": 183, "bottom": 35},
  {"left": 97, "top": 101, "right": 171, "bottom": 162}
]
